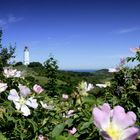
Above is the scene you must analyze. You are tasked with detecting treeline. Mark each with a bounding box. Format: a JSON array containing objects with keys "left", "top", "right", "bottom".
[{"left": 14, "top": 61, "right": 112, "bottom": 84}]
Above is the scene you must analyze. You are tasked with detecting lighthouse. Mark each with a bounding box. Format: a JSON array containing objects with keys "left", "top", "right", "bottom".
[{"left": 24, "top": 46, "right": 30, "bottom": 65}]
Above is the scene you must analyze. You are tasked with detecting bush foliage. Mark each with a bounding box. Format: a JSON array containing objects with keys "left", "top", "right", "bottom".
[{"left": 0, "top": 31, "right": 140, "bottom": 139}]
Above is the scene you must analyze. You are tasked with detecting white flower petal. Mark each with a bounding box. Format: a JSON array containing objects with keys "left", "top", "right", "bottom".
[
  {"left": 96, "top": 84, "right": 107, "bottom": 88},
  {"left": 67, "top": 110, "right": 74, "bottom": 115},
  {"left": 40, "top": 101, "right": 47, "bottom": 108},
  {"left": 14, "top": 71, "right": 21, "bottom": 77},
  {"left": 87, "top": 83, "right": 94, "bottom": 91},
  {"left": 46, "top": 105, "right": 54, "bottom": 110},
  {"left": 65, "top": 110, "right": 75, "bottom": 118},
  {"left": 26, "top": 97, "right": 38, "bottom": 109},
  {"left": 38, "top": 135, "right": 45, "bottom": 140},
  {"left": 19, "top": 85, "right": 31, "bottom": 97},
  {"left": 13, "top": 101, "right": 21, "bottom": 110},
  {"left": 0, "top": 83, "right": 8, "bottom": 93},
  {"left": 3, "top": 67, "right": 17, "bottom": 77},
  {"left": 69, "top": 127, "right": 77, "bottom": 134},
  {"left": 62, "top": 94, "right": 69, "bottom": 99},
  {"left": 40, "top": 101, "right": 54, "bottom": 110},
  {"left": 8, "top": 89, "right": 20, "bottom": 101},
  {"left": 21, "top": 104, "right": 30, "bottom": 116}
]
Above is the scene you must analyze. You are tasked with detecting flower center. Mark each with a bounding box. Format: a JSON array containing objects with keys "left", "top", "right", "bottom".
[
  {"left": 19, "top": 97, "right": 26, "bottom": 105},
  {"left": 105, "top": 123, "right": 120, "bottom": 140}
]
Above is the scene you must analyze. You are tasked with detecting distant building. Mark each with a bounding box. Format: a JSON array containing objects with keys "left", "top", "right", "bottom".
[{"left": 24, "top": 46, "right": 30, "bottom": 65}]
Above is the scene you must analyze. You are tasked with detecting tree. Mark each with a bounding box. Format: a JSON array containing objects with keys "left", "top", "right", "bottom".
[
  {"left": 0, "top": 29, "right": 2, "bottom": 48},
  {"left": 44, "top": 56, "right": 59, "bottom": 96},
  {"left": 14, "top": 61, "right": 23, "bottom": 66},
  {"left": 0, "top": 29, "right": 15, "bottom": 71},
  {"left": 28, "top": 62, "right": 43, "bottom": 68}
]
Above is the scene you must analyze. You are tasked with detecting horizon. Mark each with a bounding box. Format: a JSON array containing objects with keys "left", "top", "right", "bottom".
[{"left": 0, "top": 0, "right": 140, "bottom": 69}]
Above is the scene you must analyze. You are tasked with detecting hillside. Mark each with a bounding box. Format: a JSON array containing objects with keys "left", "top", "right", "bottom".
[{"left": 15, "top": 65, "right": 113, "bottom": 86}]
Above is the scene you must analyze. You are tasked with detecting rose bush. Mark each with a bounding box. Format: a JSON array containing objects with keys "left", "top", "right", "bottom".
[{"left": 0, "top": 47, "right": 140, "bottom": 140}]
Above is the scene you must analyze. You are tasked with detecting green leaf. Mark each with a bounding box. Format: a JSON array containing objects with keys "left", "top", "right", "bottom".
[
  {"left": 66, "top": 135, "right": 78, "bottom": 140},
  {"left": 126, "top": 57, "right": 132, "bottom": 62},
  {"left": 83, "top": 96, "right": 96, "bottom": 105},
  {"left": 53, "top": 135, "right": 78, "bottom": 140},
  {"left": 132, "top": 57, "right": 135, "bottom": 62},
  {"left": 65, "top": 119, "right": 73, "bottom": 127},
  {"left": 0, "top": 133, "right": 8, "bottom": 140},
  {"left": 52, "top": 123, "right": 65, "bottom": 138},
  {"left": 27, "top": 119, "right": 38, "bottom": 132},
  {"left": 53, "top": 135, "right": 66, "bottom": 140},
  {"left": 80, "top": 121, "right": 92, "bottom": 130},
  {"left": 6, "top": 115, "right": 16, "bottom": 123},
  {"left": 42, "top": 118, "right": 48, "bottom": 126}
]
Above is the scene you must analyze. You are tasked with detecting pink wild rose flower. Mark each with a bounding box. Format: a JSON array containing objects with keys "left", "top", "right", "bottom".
[
  {"left": 3, "top": 67, "right": 21, "bottom": 78},
  {"left": 92, "top": 103, "right": 140, "bottom": 140},
  {"left": 68, "top": 127, "right": 77, "bottom": 135},
  {"left": 33, "top": 84, "right": 44, "bottom": 94},
  {"left": 0, "top": 82, "right": 8, "bottom": 93},
  {"left": 130, "top": 46, "right": 140, "bottom": 53}
]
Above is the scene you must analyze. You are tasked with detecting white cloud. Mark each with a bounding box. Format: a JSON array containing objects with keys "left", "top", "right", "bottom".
[
  {"left": 0, "top": 15, "right": 23, "bottom": 27},
  {"left": 8, "top": 15, "right": 23, "bottom": 23},
  {"left": 116, "top": 27, "right": 140, "bottom": 34},
  {"left": 93, "top": 54, "right": 131, "bottom": 58}
]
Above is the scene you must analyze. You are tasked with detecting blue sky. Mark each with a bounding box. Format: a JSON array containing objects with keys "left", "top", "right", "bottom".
[{"left": 0, "top": 0, "right": 140, "bottom": 70}]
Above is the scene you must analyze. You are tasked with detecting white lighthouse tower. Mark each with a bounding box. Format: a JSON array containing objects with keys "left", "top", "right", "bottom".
[{"left": 24, "top": 46, "right": 30, "bottom": 65}]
